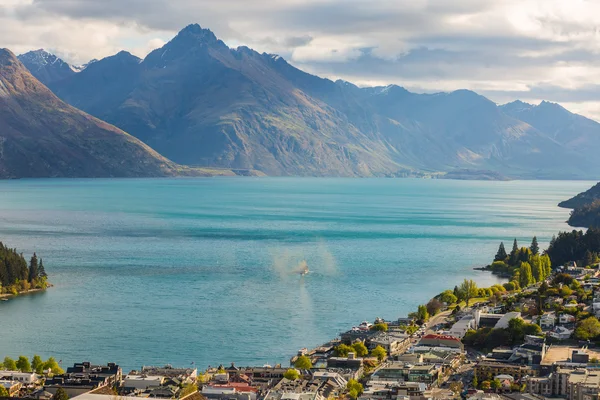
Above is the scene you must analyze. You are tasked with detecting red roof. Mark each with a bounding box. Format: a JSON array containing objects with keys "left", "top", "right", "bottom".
[{"left": 422, "top": 334, "right": 461, "bottom": 342}]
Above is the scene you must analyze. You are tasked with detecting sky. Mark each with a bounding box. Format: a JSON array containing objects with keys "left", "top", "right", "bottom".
[{"left": 2, "top": 0, "right": 600, "bottom": 120}]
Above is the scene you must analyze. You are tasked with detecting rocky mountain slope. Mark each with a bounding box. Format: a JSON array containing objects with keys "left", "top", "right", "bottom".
[
  {"left": 0, "top": 48, "right": 199, "bottom": 178},
  {"left": 35, "top": 24, "right": 600, "bottom": 178},
  {"left": 18, "top": 49, "right": 76, "bottom": 85}
]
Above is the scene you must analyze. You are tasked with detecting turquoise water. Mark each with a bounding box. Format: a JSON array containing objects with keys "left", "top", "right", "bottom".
[{"left": 0, "top": 178, "right": 592, "bottom": 371}]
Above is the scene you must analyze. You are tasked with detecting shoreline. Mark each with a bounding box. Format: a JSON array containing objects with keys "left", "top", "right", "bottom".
[{"left": 0, "top": 284, "right": 52, "bottom": 300}]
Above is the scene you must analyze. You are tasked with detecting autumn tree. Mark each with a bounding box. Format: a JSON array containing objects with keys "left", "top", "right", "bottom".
[{"left": 459, "top": 279, "right": 478, "bottom": 307}]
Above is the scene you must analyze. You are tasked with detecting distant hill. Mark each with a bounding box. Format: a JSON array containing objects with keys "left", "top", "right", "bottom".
[
  {"left": 558, "top": 182, "right": 600, "bottom": 228},
  {"left": 25, "top": 24, "right": 600, "bottom": 178},
  {"left": 559, "top": 182, "right": 600, "bottom": 209},
  {"left": 0, "top": 48, "right": 244, "bottom": 178},
  {"left": 17, "top": 49, "right": 76, "bottom": 85}
]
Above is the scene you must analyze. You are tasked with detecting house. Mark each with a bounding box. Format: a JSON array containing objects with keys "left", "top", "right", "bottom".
[
  {"left": 548, "top": 326, "right": 573, "bottom": 341},
  {"left": 559, "top": 314, "right": 577, "bottom": 325},
  {"left": 540, "top": 313, "right": 556, "bottom": 330},
  {"left": 0, "top": 380, "right": 22, "bottom": 397}
]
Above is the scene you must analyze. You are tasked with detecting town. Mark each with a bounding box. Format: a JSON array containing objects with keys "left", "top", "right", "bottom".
[{"left": 2, "top": 235, "right": 600, "bottom": 400}]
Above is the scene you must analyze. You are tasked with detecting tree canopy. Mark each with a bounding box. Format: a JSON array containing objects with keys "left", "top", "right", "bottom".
[
  {"left": 294, "top": 355, "right": 312, "bottom": 370},
  {"left": 0, "top": 243, "right": 48, "bottom": 294},
  {"left": 283, "top": 369, "right": 300, "bottom": 380},
  {"left": 371, "top": 346, "right": 387, "bottom": 361}
]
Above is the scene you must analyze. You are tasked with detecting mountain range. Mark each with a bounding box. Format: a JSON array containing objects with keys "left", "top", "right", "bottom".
[
  {"left": 11, "top": 24, "right": 600, "bottom": 178},
  {"left": 0, "top": 48, "right": 249, "bottom": 178}
]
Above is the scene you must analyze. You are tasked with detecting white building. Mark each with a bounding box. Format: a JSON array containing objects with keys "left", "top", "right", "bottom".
[
  {"left": 548, "top": 326, "right": 573, "bottom": 341},
  {"left": 122, "top": 375, "right": 164, "bottom": 390},
  {"left": 540, "top": 313, "right": 556, "bottom": 330},
  {"left": 0, "top": 371, "right": 39, "bottom": 384},
  {"left": 449, "top": 316, "right": 476, "bottom": 339}
]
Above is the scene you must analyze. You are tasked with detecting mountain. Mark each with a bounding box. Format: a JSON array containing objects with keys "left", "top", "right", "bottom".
[
  {"left": 501, "top": 100, "right": 600, "bottom": 163},
  {"left": 0, "top": 48, "right": 205, "bottom": 178},
  {"left": 44, "top": 24, "right": 600, "bottom": 178},
  {"left": 17, "top": 49, "right": 76, "bottom": 85}
]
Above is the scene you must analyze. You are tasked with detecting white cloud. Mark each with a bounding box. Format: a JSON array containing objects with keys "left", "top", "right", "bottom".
[{"left": 2, "top": 0, "right": 600, "bottom": 119}]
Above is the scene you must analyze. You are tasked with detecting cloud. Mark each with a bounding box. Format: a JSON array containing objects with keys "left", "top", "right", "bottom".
[{"left": 2, "top": 0, "right": 600, "bottom": 119}]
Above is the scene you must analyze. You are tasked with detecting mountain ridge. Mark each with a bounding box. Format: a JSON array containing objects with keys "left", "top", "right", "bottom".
[
  {"left": 0, "top": 48, "right": 256, "bottom": 178},
  {"left": 21, "top": 23, "right": 600, "bottom": 178}
]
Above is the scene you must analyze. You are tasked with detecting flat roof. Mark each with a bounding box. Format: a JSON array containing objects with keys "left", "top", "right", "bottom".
[{"left": 542, "top": 346, "right": 600, "bottom": 366}]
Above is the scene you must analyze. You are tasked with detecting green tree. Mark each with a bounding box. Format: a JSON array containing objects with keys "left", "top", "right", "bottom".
[
  {"left": 179, "top": 383, "right": 198, "bottom": 397},
  {"left": 54, "top": 387, "right": 69, "bottom": 400},
  {"left": 416, "top": 304, "right": 430, "bottom": 322},
  {"left": 16, "top": 355, "right": 31, "bottom": 372},
  {"left": 351, "top": 342, "right": 368, "bottom": 357},
  {"left": 575, "top": 317, "right": 600, "bottom": 340},
  {"left": 472, "top": 376, "right": 478, "bottom": 389},
  {"left": 371, "top": 346, "right": 387, "bottom": 362},
  {"left": 334, "top": 344, "right": 354, "bottom": 357},
  {"left": 530, "top": 236, "right": 539, "bottom": 255},
  {"left": 347, "top": 379, "right": 363, "bottom": 398},
  {"left": 459, "top": 279, "right": 478, "bottom": 307},
  {"left": 42, "top": 357, "right": 64, "bottom": 375},
  {"left": 283, "top": 369, "right": 300, "bottom": 380},
  {"left": 28, "top": 253, "right": 38, "bottom": 283},
  {"left": 0, "top": 385, "right": 9, "bottom": 397},
  {"left": 491, "top": 379, "right": 502, "bottom": 392},
  {"left": 3, "top": 356, "right": 17, "bottom": 371},
  {"left": 370, "top": 323, "right": 388, "bottom": 332},
  {"left": 519, "top": 262, "right": 534, "bottom": 288},
  {"left": 294, "top": 355, "right": 312, "bottom": 370},
  {"left": 31, "top": 355, "right": 43, "bottom": 374},
  {"left": 439, "top": 290, "right": 458, "bottom": 304},
  {"left": 38, "top": 259, "right": 47, "bottom": 278},
  {"left": 509, "top": 239, "right": 519, "bottom": 265},
  {"left": 495, "top": 242, "right": 508, "bottom": 261},
  {"left": 481, "top": 381, "right": 491, "bottom": 390}
]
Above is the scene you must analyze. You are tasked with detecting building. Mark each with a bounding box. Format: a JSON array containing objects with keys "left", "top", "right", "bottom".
[
  {"left": 0, "top": 380, "right": 22, "bottom": 397},
  {"left": 475, "top": 361, "right": 539, "bottom": 381},
  {"left": 122, "top": 375, "right": 165, "bottom": 390},
  {"left": 448, "top": 316, "right": 476, "bottom": 339},
  {"left": 560, "top": 314, "right": 577, "bottom": 325},
  {"left": 202, "top": 383, "right": 258, "bottom": 400},
  {"left": 133, "top": 365, "right": 197, "bottom": 382},
  {"left": 0, "top": 371, "right": 39, "bottom": 385},
  {"left": 548, "top": 326, "right": 573, "bottom": 341},
  {"left": 419, "top": 334, "right": 464, "bottom": 352},
  {"left": 360, "top": 382, "right": 427, "bottom": 399},
  {"left": 44, "top": 362, "right": 121, "bottom": 398},
  {"left": 369, "top": 332, "right": 411, "bottom": 356},
  {"left": 540, "top": 313, "right": 556, "bottom": 330}
]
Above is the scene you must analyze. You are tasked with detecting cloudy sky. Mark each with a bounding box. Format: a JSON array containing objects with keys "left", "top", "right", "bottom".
[{"left": 3, "top": 0, "right": 600, "bottom": 120}]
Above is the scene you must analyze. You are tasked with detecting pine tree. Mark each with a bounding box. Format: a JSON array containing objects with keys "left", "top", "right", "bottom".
[
  {"left": 38, "top": 258, "right": 47, "bottom": 278},
  {"left": 495, "top": 242, "right": 508, "bottom": 261},
  {"left": 28, "top": 253, "right": 38, "bottom": 283},
  {"left": 530, "top": 236, "right": 539, "bottom": 255},
  {"left": 509, "top": 239, "right": 519, "bottom": 265}
]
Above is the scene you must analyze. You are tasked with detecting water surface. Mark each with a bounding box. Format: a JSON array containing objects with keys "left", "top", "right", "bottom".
[{"left": 0, "top": 178, "right": 591, "bottom": 370}]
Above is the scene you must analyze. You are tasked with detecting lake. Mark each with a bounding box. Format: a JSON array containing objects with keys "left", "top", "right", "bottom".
[{"left": 0, "top": 178, "right": 591, "bottom": 371}]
